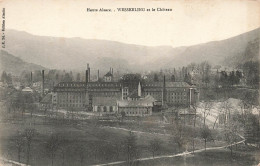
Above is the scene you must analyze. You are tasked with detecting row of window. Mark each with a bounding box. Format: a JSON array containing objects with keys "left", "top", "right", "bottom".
[
  {"left": 88, "top": 83, "right": 121, "bottom": 87},
  {"left": 125, "top": 110, "right": 149, "bottom": 115},
  {"left": 97, "top": 106, "right": 114, "bottom": 112},
  {"left": 59, "top": 104, "right": 84, "bottom": 107}
]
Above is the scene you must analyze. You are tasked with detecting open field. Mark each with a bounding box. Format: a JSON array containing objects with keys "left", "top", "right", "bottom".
[{"left": 0, "top": 98, "right": 259, "bottom": 166}]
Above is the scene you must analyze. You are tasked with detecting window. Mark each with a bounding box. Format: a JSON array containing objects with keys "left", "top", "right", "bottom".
[
  {"left": 97, "top": 106, "right": 101, "bottom": 112},
  {"left": 109, "top": 106, "right": 113, "bottom": 112},
  {"left": 103, "top": 106, "right": 107, "bottom": 112}
]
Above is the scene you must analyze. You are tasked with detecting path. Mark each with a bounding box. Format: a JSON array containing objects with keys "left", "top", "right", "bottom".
[
  {"left": 102, "top": 126, "right": 171, "bottom": 137},
  {"left": 91, "top": 131, "right": 245, "bottom": 166},
  {"left": 0, "top": 157, "right": 28, "bottom": 166}
]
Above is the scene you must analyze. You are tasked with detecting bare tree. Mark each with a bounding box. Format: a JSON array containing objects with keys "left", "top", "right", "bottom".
[
  {"left": 148, "top": 138, "right": 162, "bottom": 158},
  {"left": 191, "top": 102, "right": 199, "bottom": 153},
  {"left": 113, "top": 141, "right": 123, "bottom": 160},
  {"left": 59, "top": 141, "right": 69, "bottom": 166},
  {"left": 75, "top": 144, "right": 87, "bottom": 166},
  {"left": 170, "top": 124, "right": 188, "bottom": 153},
  {"left": 220, "top": 100, "right": 233, "bottom": 126},
  {"left": 23, "top": 128, "right": 37, "bottom": 165},
  {"left": 224, "top": 123, "right": 239, "bottom": 158},
  {"left": 200, "top": 101, "right": 213, "bottom": 126},
  {"left": 13, "top": 130, "right": 25, "bottom": 162},
  {"left": 124, "top": 131, "right": 139, "bottom": 166},
  {"left": 200, "top": 126, "right": 212, "bottom": 151},
  {"left": 46, "top": 133, "right": 61, "bottom": 166}
]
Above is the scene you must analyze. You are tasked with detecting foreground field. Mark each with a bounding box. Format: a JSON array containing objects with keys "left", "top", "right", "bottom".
[{"left": 0, "top": 111, "right": 259, "bottom": 166}]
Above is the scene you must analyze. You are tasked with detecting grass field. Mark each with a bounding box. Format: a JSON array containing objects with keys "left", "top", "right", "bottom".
[
  {"left": 0, "top": 114, "right": 181, "bottom": 166},
  {"left": 0, "top": 108, "right": 259, "bottom": 166}
]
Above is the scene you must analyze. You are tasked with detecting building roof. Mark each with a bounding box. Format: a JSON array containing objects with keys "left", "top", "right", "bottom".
[
  {"left": 87, "top": 82, "right": 121, "bottom": 89},
  {"left": 92, "top": 97, "right": 118, "bottom": 106},
  {"left": 55, "top": 82, "right": 86, "bottom": 88},
  {"left": 117, "top": 95, "right": 156, "bottom": 107},
  {"left": 41, "top": 93, "right": 52, "bottom": 103},
  {"left": 143, "top": 82, "right": 191, "bottom": 88},
  {"left": 128, "top": 89, "right": 141, "bottom": 99},
  {"left": 53, "top": 82, "right": 86, "bottom": 92},
  {"left": 104, "top": 72, "right": 113, "bottom": 77}
]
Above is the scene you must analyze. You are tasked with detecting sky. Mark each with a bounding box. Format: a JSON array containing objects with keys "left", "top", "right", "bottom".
[{"left": 1, "top": 0, "right": 260, "bottom": 47}]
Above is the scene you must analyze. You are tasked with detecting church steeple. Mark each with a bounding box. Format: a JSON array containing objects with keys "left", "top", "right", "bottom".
[{"left": 138, "top": 82, "right": 141, "bottom": 97}]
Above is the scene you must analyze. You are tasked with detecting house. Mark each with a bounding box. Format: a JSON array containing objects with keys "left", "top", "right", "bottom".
[
  {"left": 104, "top": 71, "right": 113, "bottom": 82},
  {"left": 117, "top": 95, "right": 156, "bottom": 116},
  {"left": 40, "top": 93, "right": 52, "bottom": 110},
  {"left": 92, "top": 97, "right": 118, "bottom": 115}
]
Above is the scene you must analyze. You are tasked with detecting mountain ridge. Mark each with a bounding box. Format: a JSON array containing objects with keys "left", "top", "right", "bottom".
[
  {"left": 0, "top": 50, "right": 46, "bottom": 75},
  {"left": 4, "top": 28, "right": 260, "bottom": 72}
]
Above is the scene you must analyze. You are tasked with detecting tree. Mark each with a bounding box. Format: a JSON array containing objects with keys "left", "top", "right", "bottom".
[
  {"left": 62, "top": 73, "right": 73, "bottom": 82},
  {"left": 170, "top": 123, "right": 188, "bottom": 153},
  {"left": 244, "top": 113, "right": 260, "bottom": 147},
  {"left": 23, "top": 128, "right": 37, "bottom": 164},
  {"left": 243, "top": 61, "right": 259, "bottom": 88},
  {"left": 224, "top": 123, "right": 239, "bottom": 158},
  {"left": 171, "top": 75, "right": 175, "bottom": 82},
  {"left": 191, "top": 102, "right": 199, "bottom": 153},
  {"left": 58, "top": 138, "right": 69, "bottom": 166},
  {"left": 13, "top": 130, "right": 25, "bottom": 162},
  {"left": 46, "top": 133, "right": 61, "bottom": 166},
  {"left": 229, "top": 71, "right": 234, "bottom": 85},
  {"left": 121, "top": 111, "right": 126, "bottom": 122},
  {"left": 184, "top": 73, "right": 191, "bottom": 85},
  {"left": 113, "top": 141, "right": 123, "bottom": 160},
  {"left": 200, "top": 101, "right": 213, "bottom": 126},
  {"left": 220, "top": 100, "right": 233, "bottom": 126},
  {"left": 153, "top": 74, "right": 159, "bottom": 82},
  {"left": 1, "top": 71, "right": 12, "bottom": 84},
  {"left": 76, "top": 73, "right": 81, "bottom": 82},
  {"left": 75, "top": 144, "right": 87, "bottom": 166},
  {"left": 148, "top": 138, "right": 162, "bottom": 158},
  {"left": 200, "top": 126, "right": 212, "bottom": 151},
  {"left": 124, "top": 131, "right": 139, "bottom": 166}
]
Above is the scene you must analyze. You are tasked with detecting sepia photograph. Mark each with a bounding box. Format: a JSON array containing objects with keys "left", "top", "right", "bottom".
[{"left": 0, "top": 0, "right": 259, "bottom": 165}]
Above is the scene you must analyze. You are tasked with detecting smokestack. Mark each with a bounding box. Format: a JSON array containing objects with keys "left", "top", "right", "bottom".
[
  {"left": 86, "top": 70, "right": 89, "bottom": 84},
  {"left": 162, "top": 75, "right": 166, "bottom": 105},
  {"left": 112, "top": 68, "right": 113, "bottom": 75},
  {"left": 30, "top": 72, "right": 33, "bottom": 87},
  {"left": 97, "top": 70, "right": 99, "bottom": 81},
  {"left": 87, "top": 64, "right": 90, "bottom": 82},
  {"left": 88, "top": 67, "right": 90, "bottom": 82},
  {"left": 42, "top": 70, "right": 44, "bottom": 96}
]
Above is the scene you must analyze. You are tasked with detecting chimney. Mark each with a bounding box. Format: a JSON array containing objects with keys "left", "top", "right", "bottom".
[
  {"left": 87, "top": 64, "right": 90, "bottom": 82},
  {"left": 86, "top": 70, "right": 89, "bottom": 84},
  {"left": 30, "top": 72, "right": 33, "bottom": 87},
  {"left": 112, "top": 68, "right": 113, "bottom": 75},
  {"left": 42, "top": 70, "right": 44, "bottom": 96},
  {"left": 162, "top": 75, "right": 166, "bottom": 105},
  {"left": 97, "top": 70, "right": 99, "bottom": 81}
]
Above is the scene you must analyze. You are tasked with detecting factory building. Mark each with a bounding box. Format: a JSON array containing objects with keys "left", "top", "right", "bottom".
[{"left": 52, "top": 64, "right": 198, "bottom": 112}]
